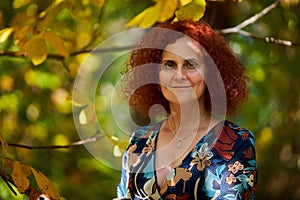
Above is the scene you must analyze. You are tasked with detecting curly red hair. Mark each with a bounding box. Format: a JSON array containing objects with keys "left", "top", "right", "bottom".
[{"left": 122, "top": 20, "right": 248, "bottom": 118}]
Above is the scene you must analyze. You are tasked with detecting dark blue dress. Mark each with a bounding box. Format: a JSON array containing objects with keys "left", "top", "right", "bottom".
[{"left": 117, "top": 120, "right": 257, "bottom": 200}]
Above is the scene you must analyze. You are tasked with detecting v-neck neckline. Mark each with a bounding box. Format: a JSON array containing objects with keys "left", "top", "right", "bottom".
[{"left": 152, "top": 119, "right": 226, "bottom": 197}]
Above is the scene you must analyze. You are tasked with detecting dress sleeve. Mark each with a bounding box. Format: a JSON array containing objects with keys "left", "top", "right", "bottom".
[
  {"left": 116, "top": 150, "right": 129, "bottom": 199},
  {"left": 218, "top": 130, "right": 257, "bottom": 200}
]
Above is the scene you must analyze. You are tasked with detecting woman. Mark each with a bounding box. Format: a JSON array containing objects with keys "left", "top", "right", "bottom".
[{"left": 116, "top": 20, "right": 257, "bottom": 200}]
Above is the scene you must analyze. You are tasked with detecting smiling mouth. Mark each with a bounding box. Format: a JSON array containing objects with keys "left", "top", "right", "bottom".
[{"left": 171, "top": 86, "right": 192, "bottom": 90}]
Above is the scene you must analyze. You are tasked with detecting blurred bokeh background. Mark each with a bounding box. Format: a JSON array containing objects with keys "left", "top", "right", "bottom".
[{"left": 0, "top": 0, "right": 300, "bottom": 199}]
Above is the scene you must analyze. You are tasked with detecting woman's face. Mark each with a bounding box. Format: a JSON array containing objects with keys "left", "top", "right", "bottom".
[{"left": 159, "top": 37, "right": 206, "bottom": 105}]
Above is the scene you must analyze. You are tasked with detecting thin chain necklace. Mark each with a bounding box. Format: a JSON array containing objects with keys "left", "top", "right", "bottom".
[{"left": 166, "top": 117, "right": 209, "bottom": 149}]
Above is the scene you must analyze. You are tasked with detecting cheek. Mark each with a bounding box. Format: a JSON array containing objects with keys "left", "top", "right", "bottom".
[
  {"left": 188, "top": 72, "right": 205, "bottom": 85},
  {"left": 158, "top": 71, "right": 172, "bottom": 86}
]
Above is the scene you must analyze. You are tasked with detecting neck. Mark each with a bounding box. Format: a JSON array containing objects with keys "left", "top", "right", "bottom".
[{"left": 167, "top": 99, "right": 209, "bottom": 132}]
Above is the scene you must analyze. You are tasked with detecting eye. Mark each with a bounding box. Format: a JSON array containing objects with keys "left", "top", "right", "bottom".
[
  {"left": 184, "top": 60, "right": 198, "bottom": 70},
  {"left": 161, "top": 60, "right": 177, "bottom": 70}
]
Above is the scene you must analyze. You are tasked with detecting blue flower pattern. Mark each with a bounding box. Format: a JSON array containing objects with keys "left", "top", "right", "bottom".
[{"left": 117, "top": 120, "right": 257, "bottom": 200}]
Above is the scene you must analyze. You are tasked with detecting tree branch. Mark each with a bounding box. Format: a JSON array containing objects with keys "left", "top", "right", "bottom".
[
  {"left": 233, "top": 30, "right": 300, "bottom": 46},
  {"left": 216, "top": 0, "right": 300, "bottom": 47},
  {"left": 218, "top": 0, "right": 281, "bottom": 34},
  {"left": 0, "top": 45, "right": 133, "bottom": 61},
  {"left": 4, "top": 133, "right": 104, "bottom": 150}
]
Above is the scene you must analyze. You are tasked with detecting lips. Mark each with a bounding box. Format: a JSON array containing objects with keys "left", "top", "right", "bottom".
[{"left": 170, "top": 86, "right": 192, "bottom": 90}]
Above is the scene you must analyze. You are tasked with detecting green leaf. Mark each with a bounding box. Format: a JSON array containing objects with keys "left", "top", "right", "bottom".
[{"left": 175, "top": 0, "right": 206, "bottom": 21}]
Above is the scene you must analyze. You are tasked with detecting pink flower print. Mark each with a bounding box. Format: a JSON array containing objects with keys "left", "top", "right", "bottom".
[
  {"left": 226, "top": 174, "right": 237, "bottom": 185},
  {"left": 228, "top": 161, "right": 244, "bottom": 174}
]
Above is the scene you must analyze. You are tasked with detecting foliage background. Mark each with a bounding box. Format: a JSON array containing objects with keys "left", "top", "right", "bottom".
[{"left": 0, "top": 0, "right": 300, "bottom": 199}]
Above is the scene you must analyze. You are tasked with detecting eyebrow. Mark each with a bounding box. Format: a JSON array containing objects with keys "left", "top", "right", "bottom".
[{"left": 161, "top": 58, "right": 201, "bottom": 63}]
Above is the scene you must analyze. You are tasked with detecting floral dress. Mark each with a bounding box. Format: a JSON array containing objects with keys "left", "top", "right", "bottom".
[{"left": 117, "top": 120, "right": 257, "bottom": 200}]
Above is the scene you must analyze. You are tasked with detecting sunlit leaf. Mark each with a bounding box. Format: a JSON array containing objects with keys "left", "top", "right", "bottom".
[
  {"left": 38, "top": 0, "right": 71, "bottom": 31},
  {"left": 180, "top": 0, "right": 192, "bottom": 6},
  {"left": 26, "top": 4, "right": 38, "bottom": 17},
  {"left": 76, "top": 32, "right": 92, "bottom": 48},
  {"left": 13, "top": 0, "right": 32, "bottom": 9},
  {"left": 79, "top": 109, "right": 88, "bottom": 125},
  {"left": 113, "top": 145, "right": 123, "bottom": 157},
  {"left": 44, "top": 31, "right": 70, "bottom": 57},
  {"left": 0, "top": 28, "right": 14, "bottom": 43},
  {"left": 158, "top": 0, "right": 178, "bottom": 22},
  {"left": 126, "top": 2, "right": 162, "bottom": 28},
  {"left": 20, "top": 35, "right": 48, "bottom": 65},
  {"left": 13, "top": 26, "right": 34, "bottom": 46},
  {"left": 31, "top": 167, "right": 60, "bottom": 200},
  {"left": 12, "top": 161, "right": 31, "bottom": 193},
  {"left": 175, "top": 0, "right": 206, "bottom": 21}
]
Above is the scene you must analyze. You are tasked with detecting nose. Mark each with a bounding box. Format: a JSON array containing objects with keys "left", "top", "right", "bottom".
[{"left": 174, "top": 65, "right": 187, "bottom": 80}]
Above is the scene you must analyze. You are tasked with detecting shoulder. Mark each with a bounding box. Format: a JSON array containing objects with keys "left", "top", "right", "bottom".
[
  {"left": 131, "top": 121, "right": 163, "bottom": 140},
  {"left": 212, "top": 120, "right": 255, "bottom": 160},
  {"left": 215, "top": 120, "right": 255, "bottom": 141}
]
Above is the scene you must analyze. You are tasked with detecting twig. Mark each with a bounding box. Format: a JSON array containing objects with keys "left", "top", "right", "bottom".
[
  {"left": 216, "top": 0, "right": 300, "bottom": 47},
  {"left": 234, "top": 30, "right": 300, "bottom": 46},
  {"left": 0, "top": 45, "right": 133, "bottom": 60},
  {"left": 5, "top": 134, "right": 104, "bottom": 150},
  {"left": 218, "top": 0, "right": 281, "bottom": 34}
]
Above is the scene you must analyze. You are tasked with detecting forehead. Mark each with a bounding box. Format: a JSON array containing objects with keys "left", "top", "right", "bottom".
[{"left": 163, "top": 37, "right": 203, "bottom": 59}]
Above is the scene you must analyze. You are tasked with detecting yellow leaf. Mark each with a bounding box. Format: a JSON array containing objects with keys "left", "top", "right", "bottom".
[
  {"left": 76, "top": 32, "right": 92, "bottom": 49},
  {"left": 31, "top": 167, "right": 60, "bottom": 200},
  {"left": 126, "top": 9, "right": 148, "bottom": 28},
  {"left": 158, "top": 0, "right": 178, "bottom": 22},
  {"left": 13, "top": 26, "right": 34, "bottom": 46},
  {"left": 0, "top": 132, "right": 9, "bottom": 156},
  {"left": 175, "top": 1, "right": 206, "bottom": 21},
  {"left": 126, "top": 2, "right": 162, "bottom": 28},
  {"left": 38, "top": 0, "right": 71, "bottom": 31},
  {"left": 0, "top": 28, "right": 14, "bottom": 43},
  {"left": 79, "top": 109, "right": 88, "bottom": 125},
  {"left": 44, "top": 31, "right": 70, "bottom": 57},
  {"left": 13, "top": 0, "right": 32, "bottom": 9},
  {"left": 113, "top": 145, "right": 123, "bottom": 157},
  {"left": 12, "top": 161, "right": 31, "bottom": 193},
  {"left": 180, "top": 0, "right": 192, "bottom": 6},
  {"left": 22, "top": 35, "right": 48, "bottom": 65}
]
